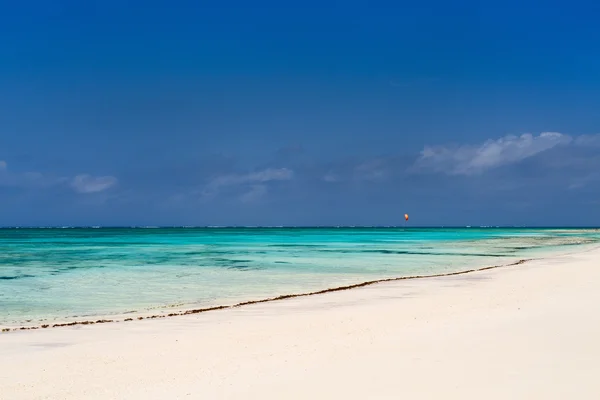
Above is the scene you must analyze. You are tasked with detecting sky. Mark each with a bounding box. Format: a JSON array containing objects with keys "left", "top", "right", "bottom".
[{"left": 1, "top": 0, "right": 600, "bottom": 227}]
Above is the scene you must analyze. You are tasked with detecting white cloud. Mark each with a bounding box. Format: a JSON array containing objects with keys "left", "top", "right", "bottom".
[
  {"left": 414, "top": 132, "right": 572, "bottom": 175},
  {"left": 211, "top": 168, "right": 293, "bottom": 187},
  {"left": 71, "top": 174, "right": 118, "bottom": 193}
]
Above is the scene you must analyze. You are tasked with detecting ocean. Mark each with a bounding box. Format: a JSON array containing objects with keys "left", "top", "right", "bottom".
[{"left": 1, "top": 227, "right": 599, "bottom": 327}]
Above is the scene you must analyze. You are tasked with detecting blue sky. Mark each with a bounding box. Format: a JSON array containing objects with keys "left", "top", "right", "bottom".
[{"left": 1, "top": 1, "right": 599, "bottom": 226}]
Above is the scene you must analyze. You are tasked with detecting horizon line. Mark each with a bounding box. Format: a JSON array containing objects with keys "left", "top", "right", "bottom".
[{"left": 1, "top": 225, "right": 599, "bottom": 229}]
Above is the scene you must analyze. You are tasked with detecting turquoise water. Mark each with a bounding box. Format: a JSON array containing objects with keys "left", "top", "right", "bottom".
[{"left": 1, "top": 227, "right": 599, "bottom": 326}]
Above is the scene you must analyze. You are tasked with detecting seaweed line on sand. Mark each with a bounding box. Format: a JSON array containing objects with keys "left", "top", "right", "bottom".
[{"left": 1, "top": 258, "right": 532, "bottom": 333}]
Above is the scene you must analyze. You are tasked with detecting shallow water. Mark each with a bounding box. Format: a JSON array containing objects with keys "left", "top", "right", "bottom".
[{"left": 1, "top": 227, "right": 599, "bottom": 326}]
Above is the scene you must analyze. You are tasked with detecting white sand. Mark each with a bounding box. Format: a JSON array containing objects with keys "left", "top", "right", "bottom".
[{"left": 1, "top": 246, "right": 599, "bottom": 399}]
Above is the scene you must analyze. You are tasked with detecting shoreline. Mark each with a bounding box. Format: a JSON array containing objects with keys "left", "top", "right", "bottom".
[
  {"left": 2, "top": 242, "right": 598, "bottom": 332},
  {"left": 2, "top": 258, "right": 532, "bottom": 332},
  {"left": 1, "top": 243, "right": 599, "bottom": 399}
]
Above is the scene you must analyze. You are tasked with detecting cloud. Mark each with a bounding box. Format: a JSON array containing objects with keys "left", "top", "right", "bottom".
[
  {"left": 322, "top": 171, "right": 340, "bottom": 182},
  {"left": 574, "top": 134, "right": 600, "bottom": 147},
  {"left": 210, "top": 167, "right": 293, "bottom": 187},
  {"left": 567, "top": 172, "right": 600, "bottom": 190},
  {"left": 71, "top": 174, "right": 118, "bottom": 193},
  {"left": 0, "top": 161, "right": 117, "bottom": 194},
  {"left": 202, "top": 167, "right": 293, "bottom": 201},
  {"left": 0, "top": 165, "right": 68, "bottom": 189},
  {"left": 414, "top": 132, "right": 572, "bottom": 175},
  {"left": 246, "top": 168, "right": 293, "bottom": 182},
  {"left": 240, "top": 184, "right": 268, "bottom": 203}
]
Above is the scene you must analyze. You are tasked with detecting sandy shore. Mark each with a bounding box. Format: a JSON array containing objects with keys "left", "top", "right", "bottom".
[{"left": 1, "top": 247, "right": 599, "bottom": 399}]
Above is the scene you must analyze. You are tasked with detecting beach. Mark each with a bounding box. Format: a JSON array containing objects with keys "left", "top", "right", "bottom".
[
  {"left": 1, "top": 245, "right": 599, "bottom": 399},
  {"left": 2, "top": 227, "right": 597, "bottom": 328}
]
